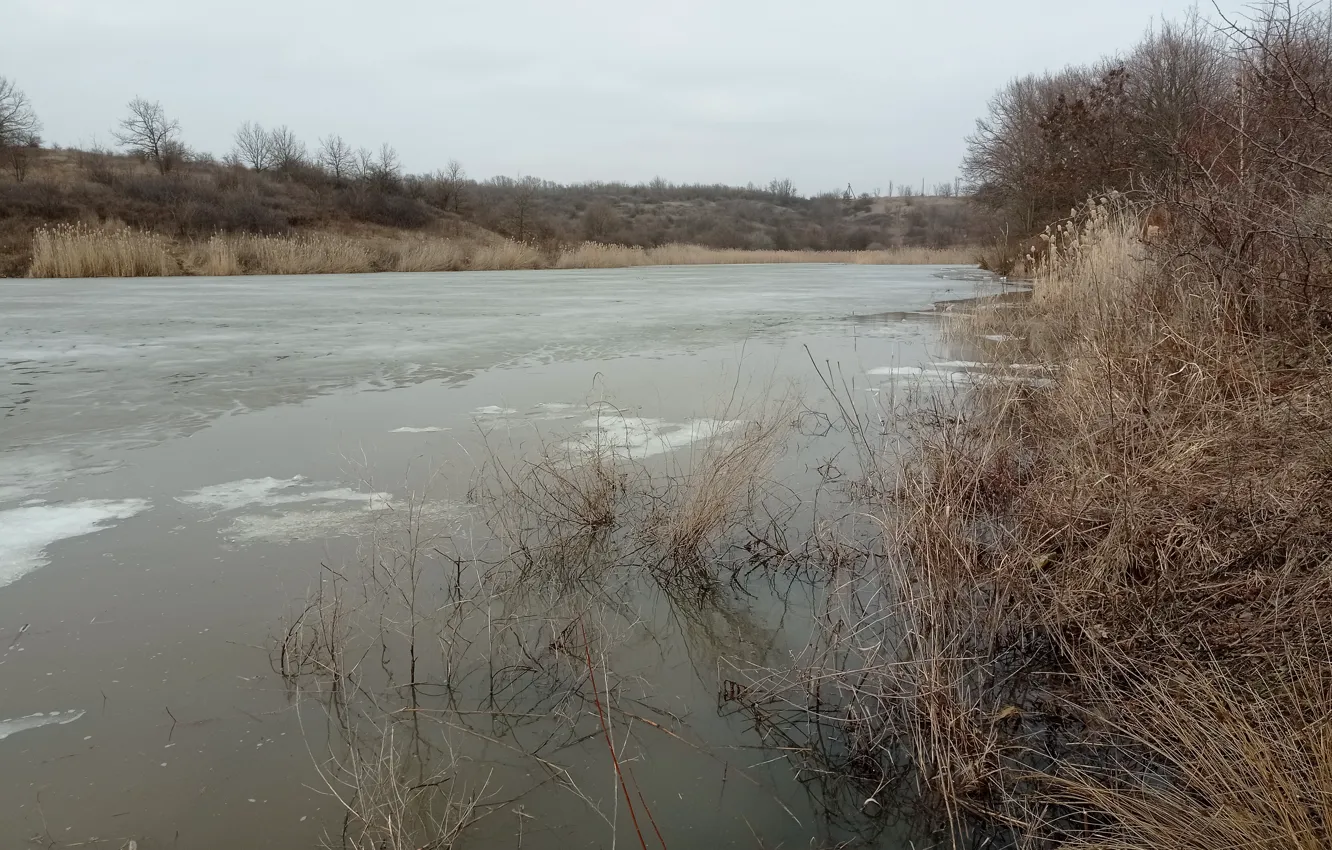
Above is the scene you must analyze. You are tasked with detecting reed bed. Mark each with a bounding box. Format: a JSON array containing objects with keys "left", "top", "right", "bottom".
[
  {"left": 555, "top": 241, "right": 975, "bottom": 269},
  {"left": 191, "top": 232, "right": 376, "bottom": 276},
  {"left": 28, "top": 226, "right": 977, "bottom": 278},
  {"left": 28, "top": 223, "right": 178, "bottom": 278}
]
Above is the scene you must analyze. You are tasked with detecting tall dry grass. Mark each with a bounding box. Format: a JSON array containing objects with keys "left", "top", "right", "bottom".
[
  {"left": 719, "top": 194, "right": 1332, "bottom": 848},
  {"left": 190, "top": 232, "right": 375, "bottom": 276},
  {"left": 28, "top": 223, "right": 178, "bottom": 278},
  {"left": 28, "top": 226, "right": 977, "bottom": 279},
  {"left": 555, "top": 241, "right": 975, "bottom": 269}
]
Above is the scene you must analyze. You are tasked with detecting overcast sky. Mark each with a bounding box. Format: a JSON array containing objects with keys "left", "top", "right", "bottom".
[{"left": 10, "top": 0, "right": 1244, "bottom": 193}]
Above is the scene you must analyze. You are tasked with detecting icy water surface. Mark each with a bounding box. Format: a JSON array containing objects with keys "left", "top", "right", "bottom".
[{"left": 0, "top": 264, "right": 999, "bottom": 848}]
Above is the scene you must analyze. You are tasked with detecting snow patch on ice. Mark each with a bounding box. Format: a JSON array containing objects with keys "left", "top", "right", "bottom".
[
  {"left": 0, "top": 710, "right": 86, "bottom": 742},
  {"left": 0, "top": 499, "right": 149, "bottom": 587},
  {"left": 570, "top": 415, "right": 744, "bottom": 460},
  {"left": 0, "top": 455, "right": 125, "bottom": 506},
  {"left": 177, "top": 477, "right": 391, "bottom": 513},
  {"left": 472, "top": 406, "right": 519, "bottom": 417},
  {"left": 390, "top": 426, "right": 450, "bottom": 433},
  {"left": 222, "top": 501, "right": 464, "bottom": 544}
]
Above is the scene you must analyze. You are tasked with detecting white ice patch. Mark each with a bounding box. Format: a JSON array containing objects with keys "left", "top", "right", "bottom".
[
  {"left": 0, "top": 500, "right": 150, "bottom": 588},
  {"left": 472, "top": 406, "right": 519, "bottom": 417},
  {"left": 868, "top": 365, "right": 970, "bottom": 385},
  {"left": 528, "top": 403, "right": 581, "bottom": 420},
  {"left": 0, "top": 710, "right": 86, "bottom": 742},
  {"left": 571, "top": 416, "right": 743, "bottom": 460},
  {"left": 390, "top": 426, "right": 450, "bottom": 433},
  {"left": 982, "top": 334, "right": 1023, "bottom": 342},
  {"left": 222, "top": 501, "right": 464, "bottom": 544},
  {"left": 177, "top": 477, "right": 391, "bottom": 513},
  {"left": 0, "top": 456, "right": 125, "bottom": 506}
]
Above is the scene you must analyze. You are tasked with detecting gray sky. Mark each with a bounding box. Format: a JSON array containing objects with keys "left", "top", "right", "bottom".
[{"left": 11, "top": 0, "right": 1243, "bottom": 193}]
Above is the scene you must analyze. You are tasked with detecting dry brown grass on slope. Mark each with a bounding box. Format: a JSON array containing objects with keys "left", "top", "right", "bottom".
[{"left": 794, "top": 200, "right": 1332, "bottom": 847}]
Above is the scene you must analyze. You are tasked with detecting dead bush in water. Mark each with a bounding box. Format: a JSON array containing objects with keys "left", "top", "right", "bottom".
[
  {"left": 275, "top": 486, "right": 650, "bottom": 850},
  {"left": 641, "top": 399, "right": 795, "bottom": 580}
]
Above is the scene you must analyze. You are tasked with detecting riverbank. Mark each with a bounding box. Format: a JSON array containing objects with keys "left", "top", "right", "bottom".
[
  {"left": 21, "top": 223, "right": 977, "bottom": 278},
  {"left": 767, "top": 198, "right": 1332, "bottom": 848}
]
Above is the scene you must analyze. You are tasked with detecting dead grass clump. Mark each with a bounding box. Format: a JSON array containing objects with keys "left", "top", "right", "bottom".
[
  {"left": 387, "top": 236, "right": 471, "bottom": 272},
  {"left": 467, "top": 239, "right": 542, "bottom": 270},
  {"left": 191, "top": 232, "right": 374, "bottom": 276},
  {"left": 1038, "top": 652, "right": 1332, "bottom": 850},
  {"left": 316, "top": 721, "right": 495, "bottom": 850},
  {"left": 553, "top": 242, "right": 649, "bottom": 269},
  {"left": 643, "top": 401, "right": 794, "bottom": 578},
  {"left": 28, "top": 222, "right": 178, "bottom": 278}
]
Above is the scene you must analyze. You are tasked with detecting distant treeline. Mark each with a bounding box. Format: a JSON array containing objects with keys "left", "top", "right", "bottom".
[{"left": 0, "top": 83, "right": 987, "bottom": 274}]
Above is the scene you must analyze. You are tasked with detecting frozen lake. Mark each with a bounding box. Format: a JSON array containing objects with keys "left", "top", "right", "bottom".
[{"left": 0, "top": 264, "right": 998, "bottom": 848}]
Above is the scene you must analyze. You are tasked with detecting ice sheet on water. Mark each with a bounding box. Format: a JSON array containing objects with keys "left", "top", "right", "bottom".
[
  {"left": 570, "top": 415, "right": 744, "bottom": 460},
  {"left": 0, "top": 710, "right": 86, "bottom": 742},
  {"left": 177, "top": 477, "right": 391, "bottom": 513},
  {"left": 0, "top": 500, "right": 150, "bottom": 587},
  {"left": 221, "top": 501, "right": 465, "bottom": 544},
  {"left": 0, "top": 455, "right": 126, "bottom": 507},
  {"left": 389, "top": 426, "right": 450, "bottom": 433}
]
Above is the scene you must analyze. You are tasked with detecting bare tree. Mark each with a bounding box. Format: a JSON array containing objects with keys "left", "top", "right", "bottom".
[
  {"left": 581, "top": 200, "right": 620, "bottom": 241},
  {"left": 7, "top": 143, "right": 33, "bottom": 181},
  {"left": 505, "top": 176, "right": 542, "bottom": 242},
  {"left": 233, "top": 121, "right": 273, "bottom": 171},
  {"left": 318, "top": 134, "right": 355, "bottom": 181},
  {"left": 768, "top": 178, "right": 797, "bottom": 202},
  {"left": 427, "top": 159, "right": 466, "bottom": 211},
  {"left": 266, "top": 125, "right": 307, "bottom": 172},
  {"left": 354, "top": 143, "right": 401, "bottom": 190},
  {"left": 113, "top": 97, "right": 182, "bottom": 173},
  {"left": 934, "top": 181, "right": 956, "bottom": 197},
  {"left": 377, "top": 143, "right": 400, "bottom": 181},
  {"left": 0, "top": 76, "right": 40, "bottom": 150}
]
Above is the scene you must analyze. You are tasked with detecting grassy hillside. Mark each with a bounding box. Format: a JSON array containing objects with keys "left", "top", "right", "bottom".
[{"left": 0, "top": 147, "right": 985, "bottom": 277}]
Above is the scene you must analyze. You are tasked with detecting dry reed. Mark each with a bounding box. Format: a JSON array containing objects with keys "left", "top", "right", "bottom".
[
  {"left": 555, "top": 241, "right": 976, "bottom": 269},
  {"left": 28, "top": 223, "right": 178, "bottom": 278},
  {"left": 29, "top": 225, "right": 978, "bottom": 279},
  {"left": 716, "top": 195, "right": 1332, "bottom": 849},
  {"left": 190, "top": 232, "right": 375, "bottom": 276}
]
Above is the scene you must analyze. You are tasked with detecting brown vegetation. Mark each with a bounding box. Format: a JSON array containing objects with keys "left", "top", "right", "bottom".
[
  {"left": 22, "top": 222, "right": 978, "bottom": 278},
  {"left": 725, "top": 5, "right": 1332, "bottom": 847},
  {"left": 0, "top": 100, "right": 986, "bottom": 277}
]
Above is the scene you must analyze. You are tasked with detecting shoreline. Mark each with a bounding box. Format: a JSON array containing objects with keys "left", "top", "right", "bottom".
[{"left": 16, "top": 225, "right": 978, "bottom": 279}]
